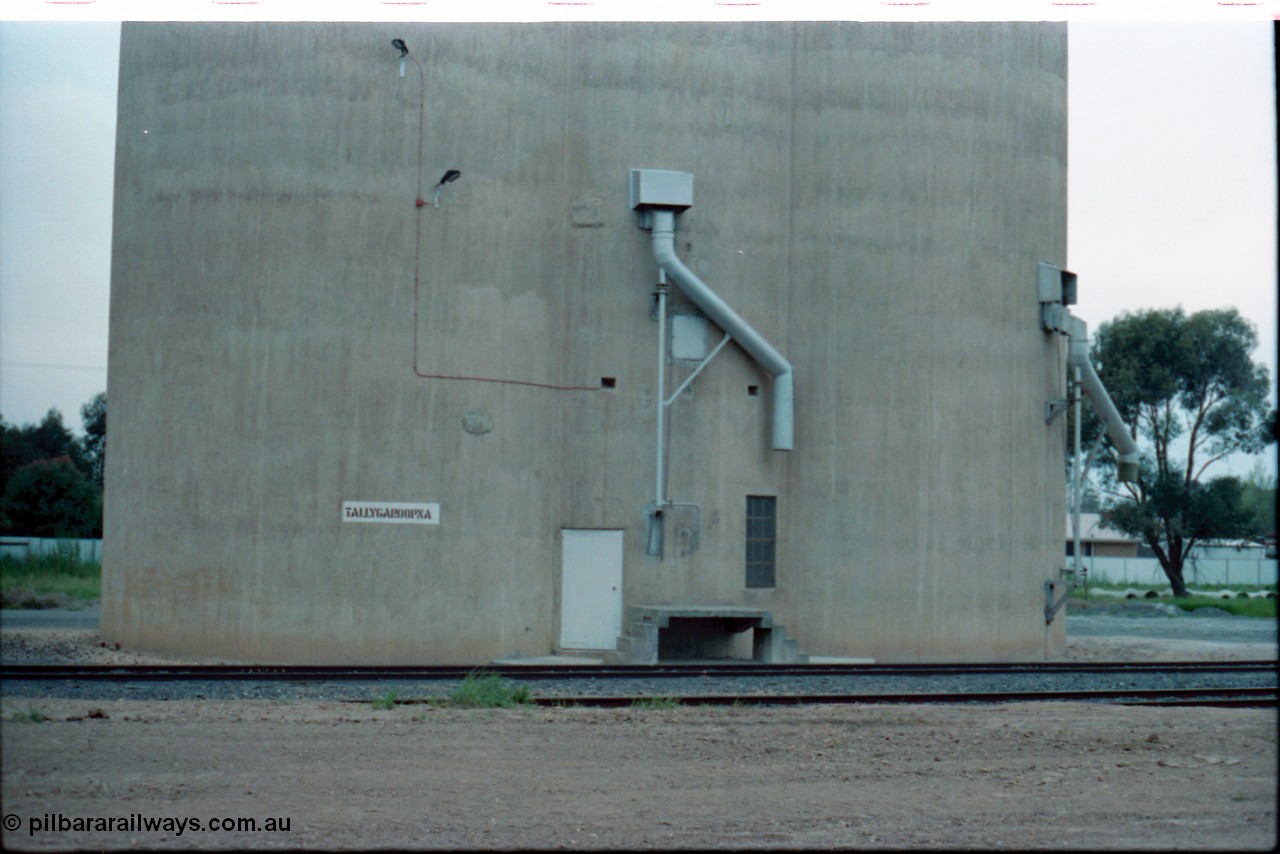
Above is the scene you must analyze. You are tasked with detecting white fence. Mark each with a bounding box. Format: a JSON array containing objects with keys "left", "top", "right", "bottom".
[
  {"left": 0, "top": 537, "right": 102, "bottom": 562},
  {"left": 1082, "top": 555, "right": 1278, "bottom": 587},
  {"left": 5, "top": 536, "right": 1273, "bottom": 586}
]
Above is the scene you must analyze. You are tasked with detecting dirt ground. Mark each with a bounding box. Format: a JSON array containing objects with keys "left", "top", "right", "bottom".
[
  {"left": 1, "top": 698, "right": 1275, "bottom": 851},
  {"left": 1, "top": 622, "right": 1277, "bottom": 850}
]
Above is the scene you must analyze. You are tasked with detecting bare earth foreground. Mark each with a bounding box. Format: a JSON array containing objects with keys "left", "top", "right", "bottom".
[{"left": 2, "top": 620, "right": 1276, "bottom": 850}]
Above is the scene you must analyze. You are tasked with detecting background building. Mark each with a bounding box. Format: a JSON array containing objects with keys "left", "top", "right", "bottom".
[{"left": 102, "top": 21, "right": 1070, "bottom": 663}]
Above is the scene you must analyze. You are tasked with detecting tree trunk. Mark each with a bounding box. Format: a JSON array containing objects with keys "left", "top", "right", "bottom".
[
  {"left": 1158, "top": 557, "right": 1189, "bottom": 598},
  {"left": 1162, "top": 563, "right": 1187, "bottom": 599},
  {"left": 1146, "top": 535, "right": 1190, "bottom": 597}
]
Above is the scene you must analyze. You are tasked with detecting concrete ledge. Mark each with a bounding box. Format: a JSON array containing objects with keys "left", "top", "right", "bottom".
[
  {"left": 614, "top": 605, "right": 808, "bottom": 664},
  {"left": 492, "top": 654, "right": 605, "bottom": 666},
  {"left": 629, "top": 604, "right": 775, "bottom": 629}
]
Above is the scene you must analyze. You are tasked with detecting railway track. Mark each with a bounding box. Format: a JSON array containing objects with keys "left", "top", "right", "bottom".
[
  {"left": 4, "top": 661, "right": 1274, "bottom": 708},
  {"left": 495, "top": 687, "right": 1278, "bottom": 709},
  {"left": 3, "top": 660, "right": 1275, "bottom": 681}
]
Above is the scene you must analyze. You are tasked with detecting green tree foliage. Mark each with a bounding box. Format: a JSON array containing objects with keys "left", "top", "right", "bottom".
[
  {"left": 0, "top": 398, "right": 106, "bottom": 536},
  {"left": 1, "top": 458, "right": 101, "bottom": 537},
  {"left": 80, "top": 393, "right": 107, "bottom": 488},
  {"left": 1090, "top": 307, "right": 1275, "bottom": 596},
  {"left": 1, "top": 409, "right": 85, "bottom": 495},
  {"left": 1239, "top": 463, "right": 1277, "bottom": 539}
]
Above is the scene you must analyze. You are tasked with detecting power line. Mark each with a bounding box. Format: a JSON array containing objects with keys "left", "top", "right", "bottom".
[{"left": 1, "top": 361, "right": 107, "bottom": 373}]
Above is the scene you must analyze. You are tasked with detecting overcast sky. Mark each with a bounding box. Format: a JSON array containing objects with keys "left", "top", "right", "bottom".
[{"left": 0, "top": 7, "right": 1275, "bottom": 478}]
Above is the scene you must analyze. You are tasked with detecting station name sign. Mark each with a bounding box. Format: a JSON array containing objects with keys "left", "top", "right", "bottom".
[{"left": 342, "top": 501, "right": 439, "bottom": 525}]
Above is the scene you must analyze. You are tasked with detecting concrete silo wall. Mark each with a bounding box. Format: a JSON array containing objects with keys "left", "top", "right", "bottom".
[{"left": 103, "top": 21, "right": 1069, "bottom": 663}]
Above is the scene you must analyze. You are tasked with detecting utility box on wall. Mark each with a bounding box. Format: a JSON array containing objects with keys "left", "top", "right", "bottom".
[{"left": 629, "top": 169, "right": 694, "bottom": 211}]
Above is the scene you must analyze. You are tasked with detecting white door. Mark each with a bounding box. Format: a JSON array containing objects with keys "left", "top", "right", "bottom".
[{"left": 559, "top": 529, "right": 624, "bottom": 650}]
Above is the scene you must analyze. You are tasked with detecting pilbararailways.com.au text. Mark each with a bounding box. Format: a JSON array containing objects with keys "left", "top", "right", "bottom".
[{"left": 7, "top": 812, "right": 291, "bottom": 837}]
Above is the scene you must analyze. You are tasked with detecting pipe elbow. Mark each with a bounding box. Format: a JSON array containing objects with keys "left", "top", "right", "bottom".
[{"left": 651, "top": 237, "right": 678, "bottom": 270}]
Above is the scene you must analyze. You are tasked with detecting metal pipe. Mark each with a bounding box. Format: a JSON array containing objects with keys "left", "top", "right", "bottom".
[
  {"left": 1066, "top": 319, "right": 1139, "bottom": 483},
  {"left": 1072, "top": 366, "right": 1083, "bottom": 575},
  {"left": 647, "top": 209, "right": 794, "bottom": 451},
  {"left": 655, "top": 275, "right": 668, "bottom": 508}
]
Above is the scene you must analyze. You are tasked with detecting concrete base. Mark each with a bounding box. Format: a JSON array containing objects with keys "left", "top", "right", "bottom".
[
  {"left": 491, "top": 653, "right": 605, "bottom": 666},
  {"left": 605, "top": 605, "right": 809, "bottom": 665}
]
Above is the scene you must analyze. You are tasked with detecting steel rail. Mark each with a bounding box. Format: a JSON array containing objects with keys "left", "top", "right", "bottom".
[
  {"left": 2, "top": 660, "right": 1275, "bottom": 682},
  {"left": 371, "top": 686, "right": 1277, "bottom": 709}
]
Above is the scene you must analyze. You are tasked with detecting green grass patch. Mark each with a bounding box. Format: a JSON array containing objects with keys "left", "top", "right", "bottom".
[
  {"left": 370, "top": 689, "right": 399, "bottom": 710},
  {"left": 1069, "top": 586, "right": 1276, "bottom": 618},
  {"left": 440, "top": 671, "right": 532, "bottom": 708},
  {"left": 0, "top": 548, "right": 101, "bottom": 609},
  {"left": 1169, "top": 596, "right": 1276, "bottom": 619},
  {"left": 5, "top": 704, "right": 52, "bottom": 723}
]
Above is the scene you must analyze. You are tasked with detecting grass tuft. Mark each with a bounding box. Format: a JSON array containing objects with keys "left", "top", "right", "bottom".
[
  {"left": 442, "top": 671, "right": 532, "bottom": 708},
  {"left": 6, "top": 704, "right": 51, "bottom": 723},
  {"left": 370, "top": 689, "right": 399, "bottom": 710}
]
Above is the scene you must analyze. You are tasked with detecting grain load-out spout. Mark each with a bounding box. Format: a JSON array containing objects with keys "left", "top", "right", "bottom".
[
  {"left": 1039, "top": 263, "right": 1139, "bottom": 483},
  {"left": 1067, "top": 322, "right": 1140, "bottom": 483},
  {"left": 630, "top": 169, "right": 794, "bottom": 452}
]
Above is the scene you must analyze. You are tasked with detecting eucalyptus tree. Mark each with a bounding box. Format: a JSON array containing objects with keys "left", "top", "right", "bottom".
[{"left": 1089, "top": 307, "right": 1274, "bottom": 596}]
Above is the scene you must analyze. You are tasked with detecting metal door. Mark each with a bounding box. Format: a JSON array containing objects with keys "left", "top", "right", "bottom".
[{"left": 559, "top": 529, "right": 623, "bottom": 650}]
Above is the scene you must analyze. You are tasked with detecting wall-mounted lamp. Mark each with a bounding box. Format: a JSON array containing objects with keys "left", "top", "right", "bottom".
[
  {"left": 432, "top": 170, "right": 461, "bottom": 208},
  {"left": 392, "top": 38, "right": 408, "bottom": 76}
]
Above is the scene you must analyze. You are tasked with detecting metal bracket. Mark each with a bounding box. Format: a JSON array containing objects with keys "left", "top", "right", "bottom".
[
  {"left": 665, "top": 332, "right": 732, "bottom": 405},
  {"left": 1044, "top": 567, "right": 1084, "bottom": 624},
  {"left": 1046, "top": 373, "right": 1081, "bottom": 422}
]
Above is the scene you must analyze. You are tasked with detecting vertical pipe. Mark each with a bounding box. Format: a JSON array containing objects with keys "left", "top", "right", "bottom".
[
  {"left": 1072, "top": 366, "right": 1083, "bottom": 577},
  {"left": 655, "top": 274, "right": 668, "bottom": 508}
]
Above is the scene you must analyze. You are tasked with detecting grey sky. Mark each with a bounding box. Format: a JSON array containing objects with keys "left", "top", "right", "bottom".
[
  {"left": 1, "top": 21, "right": 118, "bottom": 434},
  {"left": 0, "top": 14, "right": 1275, "bottom": 478}
]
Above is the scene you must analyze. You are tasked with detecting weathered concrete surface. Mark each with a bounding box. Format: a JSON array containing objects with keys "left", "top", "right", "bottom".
[{"left": 104, "top": 22, "right": 1068, "bottom": 663}]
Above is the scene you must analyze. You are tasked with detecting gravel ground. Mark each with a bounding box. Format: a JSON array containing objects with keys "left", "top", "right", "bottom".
[
  {"left": 3, "top": 699, "right": 1275, "bottom": 850},
  {"left": 2, "top": 665, "right": 1276, "bottom": 705},
  {"left": 2, "top": 602, "right": 1276, "bottom": 851}
]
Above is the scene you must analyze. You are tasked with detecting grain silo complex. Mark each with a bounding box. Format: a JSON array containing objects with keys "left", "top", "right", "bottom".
[{"left": 103, "top": 21, "right": 1076, "bottom": 664}]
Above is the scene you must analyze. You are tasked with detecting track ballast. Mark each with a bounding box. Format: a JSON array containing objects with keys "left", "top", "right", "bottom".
[{"left": 3, "top": 661, "right": 1274, "bottom": 708}]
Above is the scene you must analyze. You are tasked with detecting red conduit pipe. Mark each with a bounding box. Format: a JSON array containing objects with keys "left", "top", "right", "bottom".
[{"left": 401, "top": 48, "right": 600, "bottom": 393}]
